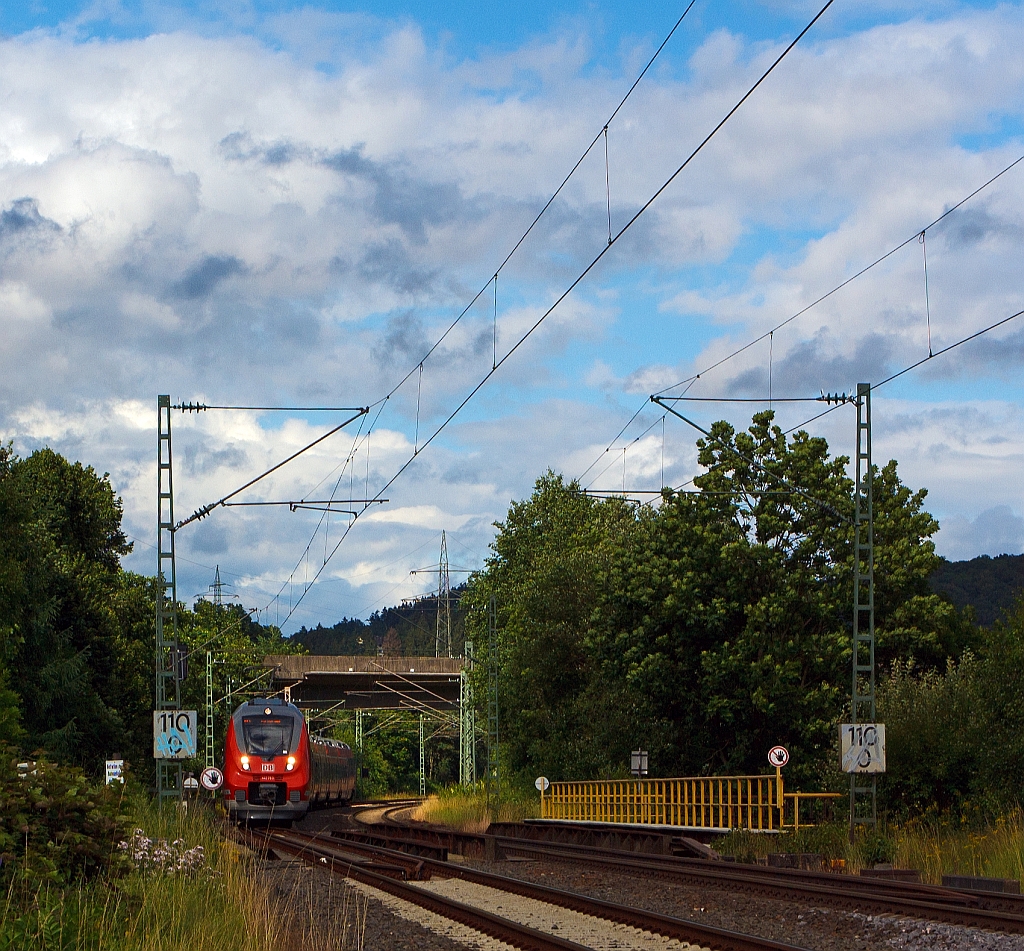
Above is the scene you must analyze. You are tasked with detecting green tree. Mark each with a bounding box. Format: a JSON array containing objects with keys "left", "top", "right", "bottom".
[
  {"left": 472, "top": 416, "right": 972, "bottom": 788},
  {"left": 593, "top": 416, "right": 853, "bottom": 784},
  {"left": 0, "top": 447, "right": 145, "bottom": 767},
  {"left": 463, "top": 472, "right": 642, "bottom": 780}
]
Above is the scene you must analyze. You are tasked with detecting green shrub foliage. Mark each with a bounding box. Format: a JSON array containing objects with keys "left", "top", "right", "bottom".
[{"left": 0, "top": 749, "right": 128, "bottom": 892}]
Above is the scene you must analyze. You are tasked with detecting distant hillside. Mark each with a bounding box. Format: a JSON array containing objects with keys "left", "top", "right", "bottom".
[
  {"left": 291, "top": 585, "right": 467, "bottom": 656},
  {"left": 930, "top": 554, "right": 1024, "bottom": 627}
]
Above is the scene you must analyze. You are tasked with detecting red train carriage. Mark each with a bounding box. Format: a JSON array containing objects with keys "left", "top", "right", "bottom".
[{"left": 223, "top": 698, "right": 356, "bottom": 823}]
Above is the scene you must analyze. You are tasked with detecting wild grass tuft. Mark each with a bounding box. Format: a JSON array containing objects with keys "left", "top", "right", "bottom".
[
  {"left": 1, "top": 792, "right": 357, "bottom": 951},
  {"left": 413, "top": 784, "right": 540, "bottom": 832}
]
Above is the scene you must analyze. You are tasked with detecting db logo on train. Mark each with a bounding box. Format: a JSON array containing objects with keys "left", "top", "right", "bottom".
[{"left": 768, "top": 746, "right": 789, "bottom": 768}]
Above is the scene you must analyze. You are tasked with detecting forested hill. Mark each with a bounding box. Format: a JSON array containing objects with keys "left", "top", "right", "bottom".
[
  {"left": 291, "top": 587, "right": 467, "bottom": 657},
  {"left": 930, "top": 554, "right": 1024, "bottom": 627}
]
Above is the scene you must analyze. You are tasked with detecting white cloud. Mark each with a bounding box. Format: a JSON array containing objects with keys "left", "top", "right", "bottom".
[
  {"left": 938, "top": 506, "right": 1024, "bottom": 561},
  {"left": 1, "top": 4, "right": 1023, "bottom": 626}
]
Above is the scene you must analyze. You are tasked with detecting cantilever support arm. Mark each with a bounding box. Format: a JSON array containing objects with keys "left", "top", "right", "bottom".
[
  {"left": 651, "top": 395, "right": 851, "bottom": 525},
  {"left": 175, "top": 408, "right": 369, "bottom": 531}
]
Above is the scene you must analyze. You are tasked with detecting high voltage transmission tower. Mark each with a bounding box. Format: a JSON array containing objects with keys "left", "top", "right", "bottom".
[
  {"left": 411, "top": 531, "right": 473, "bottom": 658},
  {"left": 436, "top": 531, "right": 452, "bottom": 658}
]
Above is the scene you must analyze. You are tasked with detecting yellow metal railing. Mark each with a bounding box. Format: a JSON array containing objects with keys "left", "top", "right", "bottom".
[
  {"left": 541, "top": 776, "right": 784, "bottom": 830},
  {"left": 540, "top": 776, "right": 842, "bottom": 832},
  {"left": 784, "top": 792, "right": 842, "bottom": 831}
]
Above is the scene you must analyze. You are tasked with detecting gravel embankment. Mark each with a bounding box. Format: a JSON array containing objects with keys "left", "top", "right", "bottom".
[
  {"left": 281, "top": 810, "right": 1024, "bottom": 950},
  {"left": 263, "top": 859, "right": 515, "bottom": 951},
  {"left": 467, "top": 857, "right": 1024, "bottom": 951}
]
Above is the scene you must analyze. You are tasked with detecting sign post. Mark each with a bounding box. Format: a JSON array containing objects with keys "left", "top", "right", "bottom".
[
  {"left": 105, "top": 759, "right": 124, "bottom": 785},
  {"left": 200, "top": 766, "right": 224, "bottom": 792},
  {"left": 535, "top": 776, "right": 550, "bottom": 817},
  {"left": 768, "top": 746, "right": 788, "bottom": 826}
]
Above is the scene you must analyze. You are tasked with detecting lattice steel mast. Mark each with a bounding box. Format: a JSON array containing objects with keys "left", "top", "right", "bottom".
[
  {"left": 485, "top": 595, "right": 500, "bottom": 807},
  {"left": 850, "top": 383, "right": 876, "bottom": 832},
  {"left": 435, "top": 531, "right": 452, "bottom": 658},
  {"left": 459, "top": 641, "right": 476, "bottom": 786},
  {"left": 156, "top": 395, "right": 182, "bottom": 803}
]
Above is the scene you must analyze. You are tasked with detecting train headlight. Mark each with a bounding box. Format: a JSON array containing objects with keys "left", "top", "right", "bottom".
[
  {"left": 286, "top": 756, "right": 295, "bottom": 771},
  {"left": 240, "top": 755, "right": 250, "bottom": 770}
]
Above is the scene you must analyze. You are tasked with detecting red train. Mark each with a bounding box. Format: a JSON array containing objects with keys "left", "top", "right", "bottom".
[{"left": 222, "top": 698, "right": 356, "bottom": 822}]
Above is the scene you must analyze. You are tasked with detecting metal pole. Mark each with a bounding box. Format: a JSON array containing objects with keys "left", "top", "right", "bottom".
[
  {"left": 205, "top": 650, "right": 215, "bottom": 770},
  {"left": 419, "top": 713, "right": 426, "bottom": 797},
  {"left": 460, "top": 641, "right": 476, "bottom": 786},
  {"left": 850, "top": 382, "right": 876, "bottom": 838},
  {"left": 155, "top": 395, "right": 182, "bottom": 804},
  {"left": 486, "top": 595, "right": 500, "bottom": 808}
]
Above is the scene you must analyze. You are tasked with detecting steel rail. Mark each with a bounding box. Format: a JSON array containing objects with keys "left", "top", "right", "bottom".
[
  {"left": 330, "top": 823, "right": 1024, "bottom": 933},
  {"left": 249, "top": 828, "right": 597, "bottom": 951},
  {"left": 278, "top": 827, "right": 811, "bottom": 951},
  {"left": 487, "top": 839, "right": 1024, "bottom": 933}
]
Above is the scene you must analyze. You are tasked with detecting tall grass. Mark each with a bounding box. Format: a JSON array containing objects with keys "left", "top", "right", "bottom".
[
  {"left": 413, "top": 785, "right": 540, "bottom": 833},
  {"left": 711, "top": 812, "right": 1024, "bottom": 885},
  {"left": 0, "top": 794, "right": 334, "bottom": 951},
  {"left": 893, "top": 810, "right": 1024, "bottom": 884}
]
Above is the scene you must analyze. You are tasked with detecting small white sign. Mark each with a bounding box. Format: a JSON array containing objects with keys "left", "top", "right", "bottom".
[
  {"left": 768, "top": 746, "right": 789, "bottom": 768},
  {"left": 840, "top": 723, "right": 886, "bottom": 773},
  {"left": 200, "top": 766, "right": 224, "bottom": 791},
  {"left": 535, "top": 776, "right": 550, "bottom": 792},
  {"left": 153, "top": 710, "right": 198, "bottom": 760},
  {"left": 105, "top": 760, "right": 124, "bottom": 785}
]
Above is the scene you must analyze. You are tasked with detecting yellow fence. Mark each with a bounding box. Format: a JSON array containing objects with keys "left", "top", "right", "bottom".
[{"left": 540, "top": 777, "right": 842, "bottom": 832}]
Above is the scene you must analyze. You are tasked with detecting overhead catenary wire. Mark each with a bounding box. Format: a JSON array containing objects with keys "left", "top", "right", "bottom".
[
  {"left": 653, "top": 303, "right": 1024, "bottom": 504},
  {"left": 583, "top": 412, "right": 666, "bottom": 490},
  {"left": 579, "top": 147, "right": 1024, "bottom": 487},
  {"left": 353, "top": 0, "right": 703, "bottom": 421},
  {"left": 652, "top": 149, "right": 1024, "bottom": 398},
  {"left": 265, "top": 0, "right": 838, "bottom": 631},
  {"left": 189, "top": 1, "right": 704, "bottom": 627}
]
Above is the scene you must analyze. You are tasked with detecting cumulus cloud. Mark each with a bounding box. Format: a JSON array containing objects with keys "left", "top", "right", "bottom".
[
  {"left": 1, "top": 4, "right": 1023, "bottom": 624},
  {"left": 938, "top": 507, "right": 1024, "bottom": 561}
]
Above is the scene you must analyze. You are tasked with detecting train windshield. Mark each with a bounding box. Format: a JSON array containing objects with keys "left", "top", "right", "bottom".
[{"left": 240, "top": 714, "right": 300, "bottom": 757}]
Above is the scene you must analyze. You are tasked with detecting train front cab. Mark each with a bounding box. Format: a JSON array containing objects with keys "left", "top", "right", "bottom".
[{"left": 223, "top": 699, "right": 310, "bottom": 823}]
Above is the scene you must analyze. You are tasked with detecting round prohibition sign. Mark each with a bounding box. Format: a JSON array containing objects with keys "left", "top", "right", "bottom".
[
  {"left": 200, "top": 766, "right": 224, "bottom": 791},
  {"left": 768, "top": 746, "right": 790, "bottom": 768}
]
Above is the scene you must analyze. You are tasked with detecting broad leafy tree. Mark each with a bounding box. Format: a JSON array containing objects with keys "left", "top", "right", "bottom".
[{"left": 469, "top": 415, "right": 971, "bottom": 788}]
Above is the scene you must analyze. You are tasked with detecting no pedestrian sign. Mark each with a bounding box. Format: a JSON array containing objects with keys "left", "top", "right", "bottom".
[
  {"left": 768, "top": 746, "right": 789, "bottom": 768},
  {"left": 200, "top": 766, "right": 224, "bottom": 791}
]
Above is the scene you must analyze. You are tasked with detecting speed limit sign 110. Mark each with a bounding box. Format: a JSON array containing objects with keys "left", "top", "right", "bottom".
[{"left": 153, "top": 710, "right": 198, "bottom": 760}]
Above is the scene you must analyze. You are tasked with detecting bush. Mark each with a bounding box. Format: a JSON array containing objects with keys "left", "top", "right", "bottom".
[{"left": 0, "top": 747, "right": 128, "bottom": 894}]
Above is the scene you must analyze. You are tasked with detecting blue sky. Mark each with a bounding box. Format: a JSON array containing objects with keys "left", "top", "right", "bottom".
[{"left": 1, "top": 0, "right": 1022, "bottom": 629}]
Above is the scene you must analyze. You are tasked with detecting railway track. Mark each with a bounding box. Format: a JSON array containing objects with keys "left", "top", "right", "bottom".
[
  {"left": 256, "top": 826, "right": 812, "bottom": 951},
  {"left": 325, "top": 820, "right": 1024, "bottom": 935}
]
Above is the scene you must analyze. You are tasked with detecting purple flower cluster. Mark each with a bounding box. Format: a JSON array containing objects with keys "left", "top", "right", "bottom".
[{"left": 117, "top": 828, "right": 207, "bottom": 876}]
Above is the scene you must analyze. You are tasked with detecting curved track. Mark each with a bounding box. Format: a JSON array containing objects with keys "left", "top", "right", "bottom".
[
  {"left": 258, "top": 827, "right": 812, "bottom": 951},
  {"left": 326, "top": 819, "right": 1024, "bottom": 934}
]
